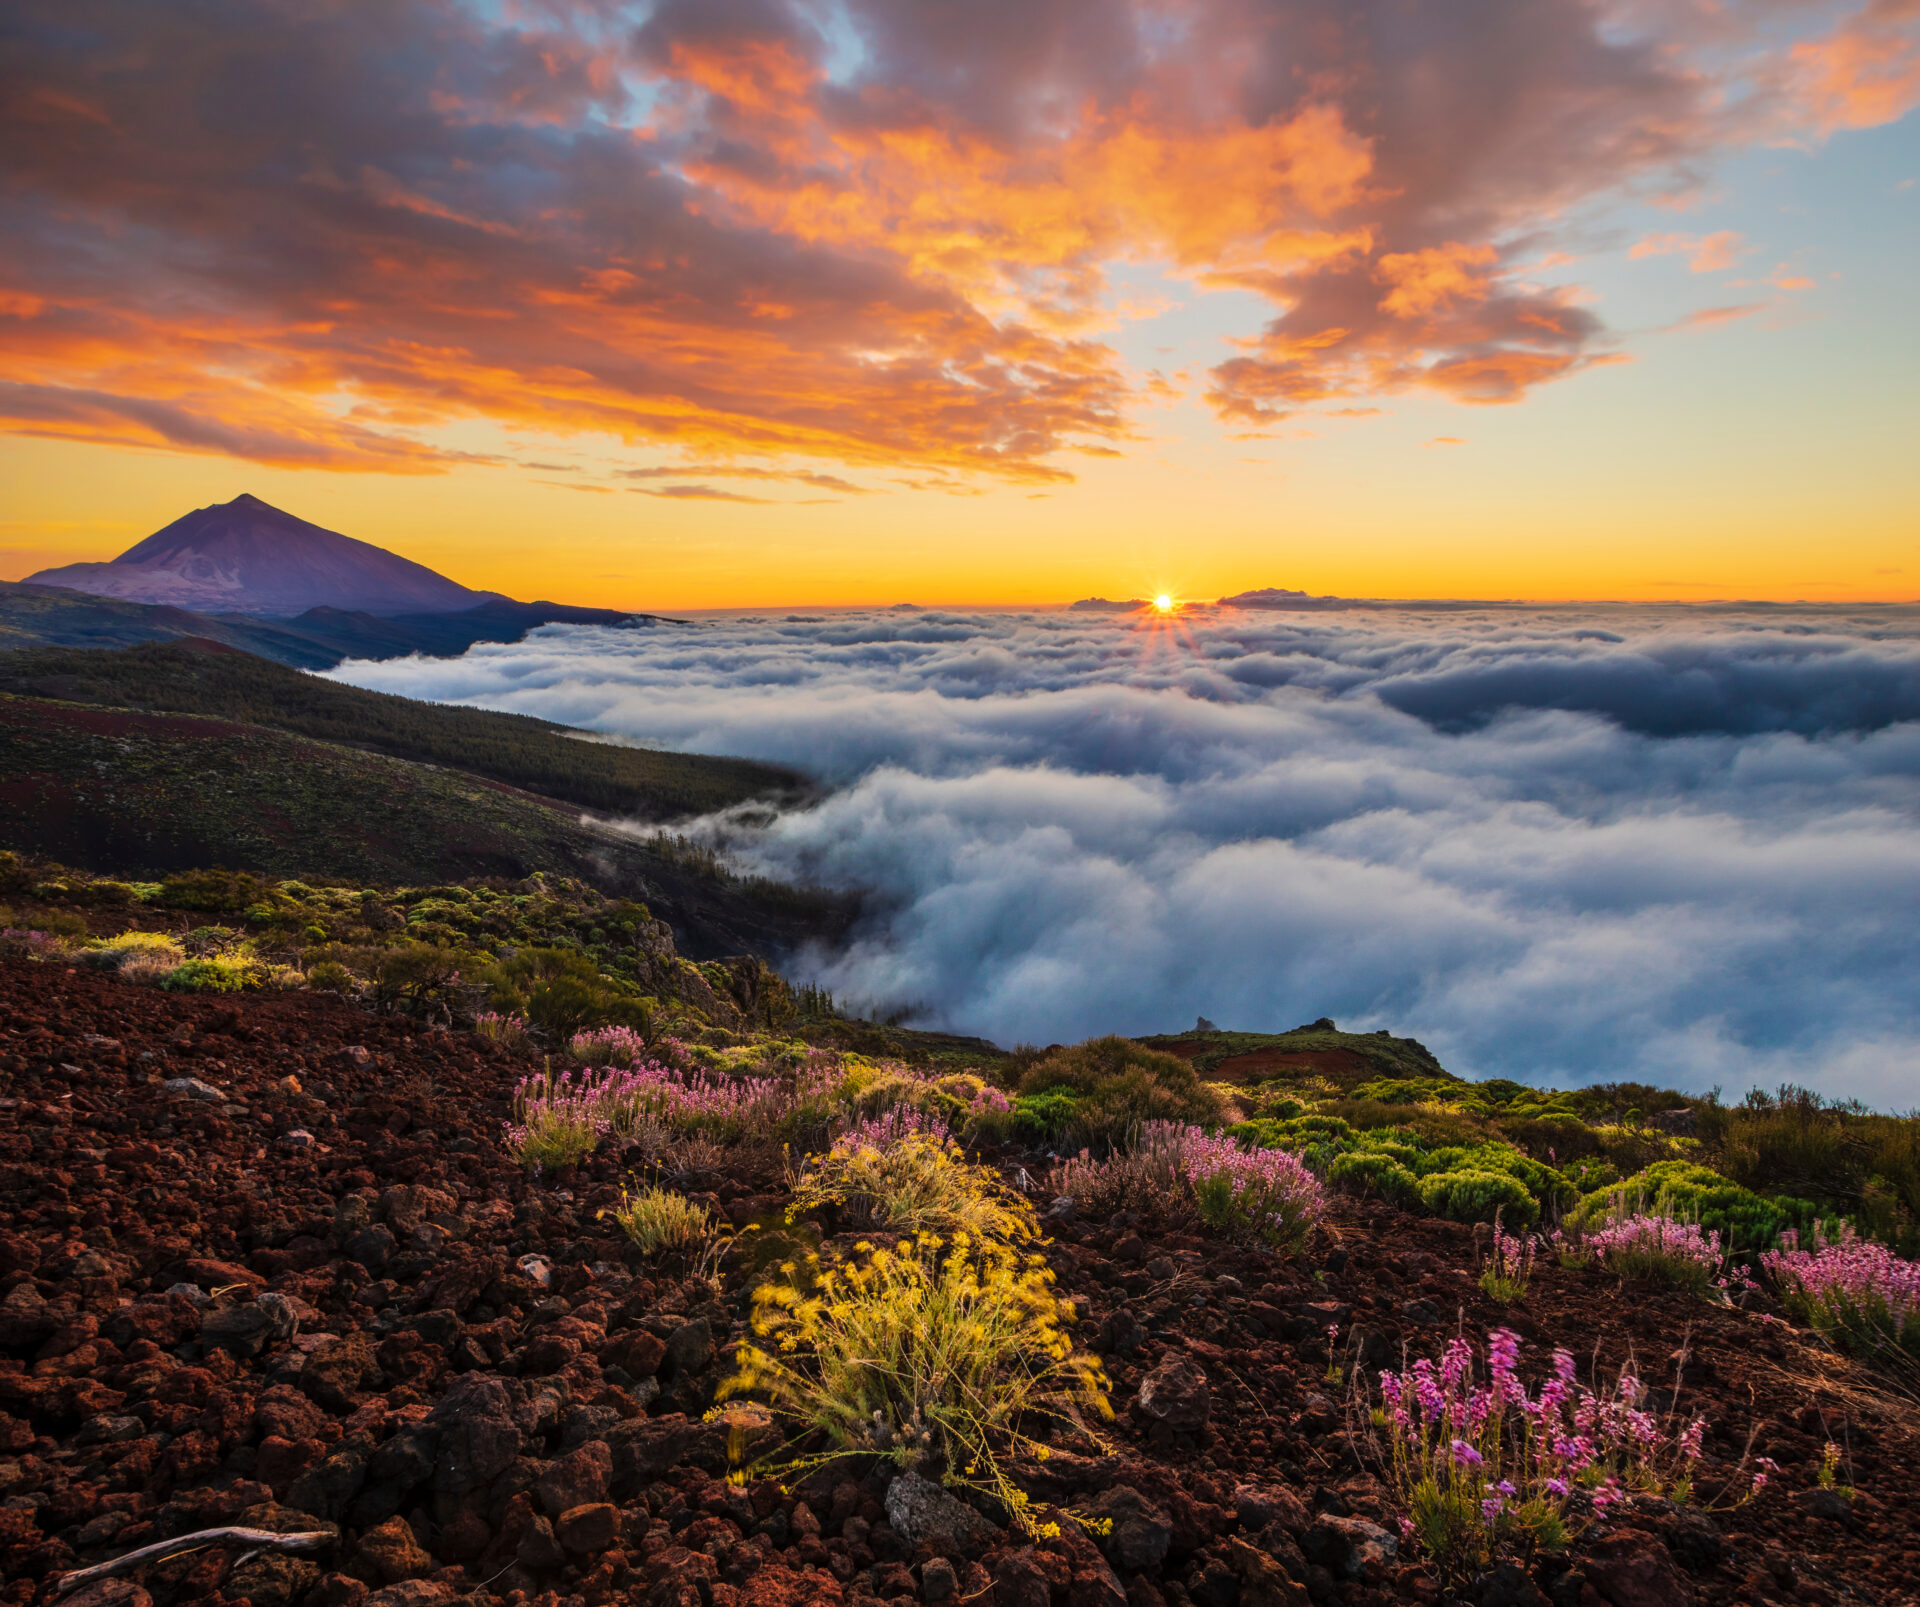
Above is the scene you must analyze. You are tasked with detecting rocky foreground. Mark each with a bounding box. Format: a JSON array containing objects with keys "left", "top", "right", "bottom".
[{"left": 2, "top": 957, "right": 1917, "bottom": 1607}]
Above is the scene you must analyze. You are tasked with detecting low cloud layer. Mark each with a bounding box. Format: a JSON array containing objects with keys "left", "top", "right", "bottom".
[{"left": 333, "top": 603, "right": 1920, "bottom": 1103}]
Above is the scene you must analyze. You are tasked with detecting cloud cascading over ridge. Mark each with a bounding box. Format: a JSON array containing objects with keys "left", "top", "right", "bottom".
[
  {"left": 329, "top": 603, "right": 1920, "bottom": 1103},
  {"left": 3, "top": 0, "right": 1916, "bottom": 481}
]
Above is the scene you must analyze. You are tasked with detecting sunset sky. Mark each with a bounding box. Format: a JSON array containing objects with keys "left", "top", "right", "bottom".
[{"left": 3, "top": 0, "right": 1918, "bottom": 608}]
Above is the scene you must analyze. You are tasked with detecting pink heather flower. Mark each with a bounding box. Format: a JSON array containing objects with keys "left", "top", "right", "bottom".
[
  {"left": 510, "top": 1057, "right": 787, "bottom": 1145},
  {"left": 1152, "top": 1124, "right": 1325, "bottom": 1246},
  {"left": 835, "top": 1105, "right": 951, "bottom": 1147},
  {"left": 1586, "top": 1214, "right": 1724, "bottom": 1280},
  {"left": 1545, "top": 1478, "right": 1570, "bottom": 1497},
  {"left": 1450, "top": 1438, "right": 1484, "bottom": 1467},
  {"left": 1763, "top": 1225, "right": 1920, "bottom": 1344}
]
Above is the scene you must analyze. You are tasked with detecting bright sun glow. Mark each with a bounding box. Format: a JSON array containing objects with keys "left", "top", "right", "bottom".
[{"left": 1154, "top": 594, "right": 1174, "bottom": 613}]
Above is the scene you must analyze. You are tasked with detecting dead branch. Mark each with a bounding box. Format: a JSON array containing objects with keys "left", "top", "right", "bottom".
[{"left": 54, "top": 1528, "right": 336, "bottom": 1596}]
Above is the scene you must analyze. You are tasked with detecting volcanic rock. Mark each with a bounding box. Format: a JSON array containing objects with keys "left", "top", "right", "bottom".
[
  {"left": 1134, "top": 1353, "right": 1210, "bottom": 1433},
  {"left": 885, "top": 1472, "right": 997, "bottom": 1559}
]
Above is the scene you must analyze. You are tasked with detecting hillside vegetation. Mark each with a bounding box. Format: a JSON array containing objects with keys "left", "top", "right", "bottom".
[
  {"left": 8, "top": 846, "right": 1912, "bottom": 1259},
  {"left": 0, "top": 700, "right": 842, "bottom": 959},
  {"left": 0, "top": 641, "right": 802, "bottom": 819},
  {"left": 6, "top": 857, "right": 1920, "bottom": 1603},
  {"left": 0, "top": 581, "right": 343, "bottom": 663}
]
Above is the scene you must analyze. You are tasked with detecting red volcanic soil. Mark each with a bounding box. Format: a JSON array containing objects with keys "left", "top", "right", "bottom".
[
  {"left": 1161, "top": 1043, "right": 1379, "bottom": 1085},
  {"left": 2, "top": 956, "right": 1915, "bottom": 1607}
]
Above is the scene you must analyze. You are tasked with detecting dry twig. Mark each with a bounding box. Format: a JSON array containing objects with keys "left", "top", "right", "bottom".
[{"left": 54, "top": 1528, "right": 336, "bottom": 1596}]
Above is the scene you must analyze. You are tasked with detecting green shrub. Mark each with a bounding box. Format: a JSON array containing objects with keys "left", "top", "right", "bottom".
[
  {"left": 1498, "top": 1112, "right": 1603, "bottom": 1163},
  {"left": 306, "top": 960, "right": 355, "bottom": 993},
  {"left": 1415, "top": 1144, "right": 1572, "bottom": 1213},
  {"left": 1229, "top": 1113, "right": 1358, "bottom": 1174},
  {"left": 158, "top": 868, "right": 266, "bottom": 913},
  {"left": 1578, "top": 1161, "right": 1816, "bottom": 1251},
  {"left": 1012, "top": 1090, "right": 1080, "bottom": 1139},
  {"left": 161, "top": 956, "right": 259, "bottom": 993},
  {"left": 1017, "top": 1036, "right": 1226, "bottom": 1144},
  {"left": 1717, "top": 1086, "right": 1920, "bottom": 1254},
  {"left": 486, "top": 945, "right": 652, "bottom": 1038},
  {"left": 1329, "top": 1151, "right": 1422, "bottom": 1210},
  {"left": 1417, "top": 1169, "right": 1539, "bottom": 1228},
  {"left": 373, "top": 942, "right": 467, "bottom": 1014},
  {"left": 83, "top": 930, "right": 185, "bottom": 973},
  {"left": 1324, "top": 1098, "right": 1486, "bottom": 1150}
]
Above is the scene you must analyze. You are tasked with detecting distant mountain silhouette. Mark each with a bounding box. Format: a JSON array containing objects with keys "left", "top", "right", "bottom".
[
  {"left": 1217, "top": 586, "right": 1353, "bottom": 610},
  {"left": 26, "top": 493, "right": 496, "bottom": 617}
]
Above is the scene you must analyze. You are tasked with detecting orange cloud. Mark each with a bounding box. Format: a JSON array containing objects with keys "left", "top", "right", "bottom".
[
  {"left": 1788, "top": 0, "right": 1920, "bottom": 132},
  {"left": 1665, "top": 303, "right": 1768, "bottom": 332},
  {"left": 1378, "top": 244, "right": 1498, "bottom": 318},
  {"left": 1630, "top": 231, "right": 1748, "bottom": 272},
  {"left": 0, "top": 0, "right": 1898, "bottom": 486}
]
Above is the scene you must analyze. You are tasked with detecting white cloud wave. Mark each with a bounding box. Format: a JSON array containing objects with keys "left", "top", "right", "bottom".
[{"left": 330, "top": 602, "right": 1920, "bottom": 1104}]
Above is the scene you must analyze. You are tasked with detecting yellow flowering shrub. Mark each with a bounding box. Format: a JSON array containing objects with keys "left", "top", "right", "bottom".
[
  {"left": 719, "top": 1231, "right": 1110, "bottom": 1533},
  {"left": 787, "top": 1130, "right": 1038, "bottom": 1241},
  {"left": 601, "top": 1184, "right": 712, "bottom": 1254}
]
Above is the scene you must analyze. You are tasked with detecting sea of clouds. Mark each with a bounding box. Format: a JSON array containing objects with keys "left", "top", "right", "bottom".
[{"left": 330, "top": 603, "right": 1920, "bottom": 1103}]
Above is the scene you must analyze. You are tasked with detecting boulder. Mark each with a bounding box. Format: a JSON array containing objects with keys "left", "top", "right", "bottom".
[
  {"left": 1582, "top": 1533, "right": 1694, "bottom": 1607},
  {"left": 364, "top": 1585, "right": 451, "bottom": 1607},
  {"left": 989, "top": 1548, "right": 1053, "bottom": 1607},
  {"left": 604, "top": 1412, "right": 725, "bottom": 1496},
  {"left": 536, "top": 1440, "right": 612, "bottom": 1516},
  {"left": 516, "top": 1515, "right": 565, "bottom": 1571},
  {"left": 606, "top": 1329, "right": 667, "bottom": 1378},
  {"left": 59, "top": 1584, "right": 152, "bottom": 1607},
  {"left": 556, "top": 1501, "right": 619, "bottom": 1555},
  {"left": 200, "top": 1298, "right": 290, "bottom": 1358},
  {"left": 1229, "top": 1538, "right": 1310, "bottom": 1607},
  {"left": 1301, "top": 1515, "right": 1397, "bottom": 1582},
  {"left": 428, "top": 1373, "right": 520, "bottom": 1492},
  {"left": 1134, "top": 1354, "right": 1210, "bottom": 1433},
  {"left": 664, "top": 1317, "right": 715, "bottom": 1376},
  {"left": 1233, "top": 1485, "right": 1309, "bottom": 1537},
  {"left": 921, "top": 1558, "right": 958, "bottom": 1602},
  {"left": 300, "top": 1334, "right": 378, "bottom": 1412},
  {"left": 884, "top": 1472, "right": 997, "bottom": 1560},
  {"left": 351, "top": 1517, "right": 432, "bottom": 1586},
  {"left": 288, "top": 1445, "right": 370, "bottom": 1522},
  {"left": 1088, "top": 1486, "right": 1173, "bottom": 1574}
]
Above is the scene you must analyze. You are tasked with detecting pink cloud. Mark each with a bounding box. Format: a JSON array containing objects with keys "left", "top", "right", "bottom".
[
  {"left": 1665, "top": 303, "right": 1769, "bottom": 332},
  {"left": 1630, "top": 231, "right": 1749, "bottom": 272},
  {"left": 1787, "top": 0, "right": 1920, "bottom": 133}
]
